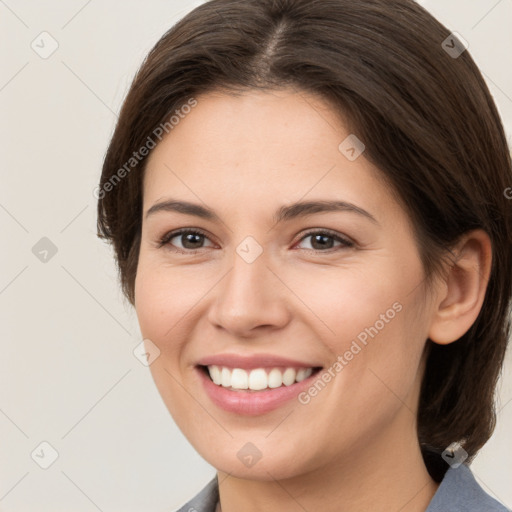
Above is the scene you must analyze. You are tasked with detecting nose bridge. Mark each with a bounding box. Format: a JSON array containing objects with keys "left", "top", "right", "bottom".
[
  {"left": 208, "top": 237, "right": 290, "bottom": 334},
  {"left": 223, "top": 239, "right": 274, "bottom": 308}
]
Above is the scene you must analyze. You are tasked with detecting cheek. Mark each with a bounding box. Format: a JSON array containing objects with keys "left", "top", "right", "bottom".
[
  {"left": 283, "top": 259, "right": 409, "bottom": 347},
  {"left": 134, "top": 258, "right": 200, "bottom": 344},
  {"left": 134, "top": 261, "right": 191, "bottom": 378},
  {"left": 293, "top": 255, "right": 427, "bottom": 407},
  {"left": 134, "top": 264, "right": 202, "bottom": 422}
]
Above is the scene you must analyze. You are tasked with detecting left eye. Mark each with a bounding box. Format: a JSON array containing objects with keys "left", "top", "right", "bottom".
[
  {"left": 296, "top": 230, "right": 354, "bottom": 251},
  {"left": 158, "top": 229, "right": 353, "bottom": 253}
]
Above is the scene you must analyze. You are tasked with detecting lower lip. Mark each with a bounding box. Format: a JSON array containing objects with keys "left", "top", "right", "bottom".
[{"left": 196, "top": 367, "right": 320, "bottom": 416}]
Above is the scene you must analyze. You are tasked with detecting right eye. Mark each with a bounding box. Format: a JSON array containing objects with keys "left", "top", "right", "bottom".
[{"left": 158, "top": 229, "right": 216, "bottom": 253}]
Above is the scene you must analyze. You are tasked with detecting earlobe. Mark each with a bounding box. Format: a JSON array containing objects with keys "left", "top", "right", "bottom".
[{"left": 428, "top": 229, "right": 492, "bottom": 345}]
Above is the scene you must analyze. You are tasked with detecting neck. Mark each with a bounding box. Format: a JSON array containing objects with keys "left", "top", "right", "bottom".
[{"left": 216, "top": 416, "right": 439, "bottom": 512}]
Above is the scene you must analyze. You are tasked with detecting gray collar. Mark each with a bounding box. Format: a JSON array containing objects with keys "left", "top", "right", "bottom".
[{"left": 177, "top": 464, "right": 509, "bottom": 511}]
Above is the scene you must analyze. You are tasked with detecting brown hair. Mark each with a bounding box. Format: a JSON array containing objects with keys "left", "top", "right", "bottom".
[{"left": 97, "top": 0, "right": 512, "bottom": 480}]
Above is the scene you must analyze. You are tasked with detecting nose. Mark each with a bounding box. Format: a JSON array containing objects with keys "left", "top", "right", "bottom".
[{"left": 207, "top": 246, "right": 291, "bottom": 338}]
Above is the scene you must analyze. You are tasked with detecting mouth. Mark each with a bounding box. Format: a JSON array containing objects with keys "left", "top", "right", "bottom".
[
  {"left": 199, "top": 364, "right": 323, "bottom": 391},
  {"left": 196, "top": 363, "right": 323, "bottom": 415}
]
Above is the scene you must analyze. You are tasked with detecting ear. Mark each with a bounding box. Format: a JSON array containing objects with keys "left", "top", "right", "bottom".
[{"left": 428, "top": 229, "right": 492, "bottom": 345}]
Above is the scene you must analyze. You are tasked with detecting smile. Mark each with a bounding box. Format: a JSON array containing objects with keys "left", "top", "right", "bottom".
[
  {"left": 206, "top": 365, "right": 314, "bottom": 391},
  {"left": 195, "top": 355, "right": 323, "bottom": 415}
]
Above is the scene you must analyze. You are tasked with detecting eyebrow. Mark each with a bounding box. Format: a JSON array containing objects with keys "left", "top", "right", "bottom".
[{"left": 145, "top": 198, "right": 379, "bottom": 225}]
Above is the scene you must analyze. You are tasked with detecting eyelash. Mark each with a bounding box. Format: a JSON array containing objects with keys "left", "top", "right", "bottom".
[{"left": 157, "top": 228, "right": 354, "bottom": 254}]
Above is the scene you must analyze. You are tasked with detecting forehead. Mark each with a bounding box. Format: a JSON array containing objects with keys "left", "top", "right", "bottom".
[
  {"left": 142, "top": 88, "right": 398, "bottom": 222},
  {"left": 147, "top": 88, "right": 342, "bottom": 167}
]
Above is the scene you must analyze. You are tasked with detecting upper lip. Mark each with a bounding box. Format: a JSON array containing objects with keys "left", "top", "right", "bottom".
[{"left": 196, "top": 353, "right": 322, "bottom": 370}]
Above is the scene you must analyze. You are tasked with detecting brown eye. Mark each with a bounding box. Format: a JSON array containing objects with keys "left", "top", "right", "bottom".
[
  {"left": 296, "top": 230, "right": 354, "bottom": 252},
  {"left": 159, "top": 229, "right": 214, "bottom": 252},
  {"left": 158, "top": 228, "right": 354, "bottom": 254}
]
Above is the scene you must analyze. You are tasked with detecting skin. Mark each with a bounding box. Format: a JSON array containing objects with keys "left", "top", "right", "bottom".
[{"left": 134, "top": 88, "right": 492, "bottom": 512}]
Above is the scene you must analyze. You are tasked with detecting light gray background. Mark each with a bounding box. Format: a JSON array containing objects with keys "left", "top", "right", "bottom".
[{"left": 1, "top": 1, "right": 511, "bottom": 511}]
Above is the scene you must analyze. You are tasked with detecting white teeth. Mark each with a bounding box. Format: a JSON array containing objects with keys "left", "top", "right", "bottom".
[
  {"left": 210, "top": 365, "right": 222, "bottom": 385},
  {"left": 296, "top": 368, "right": 313, "bottom": 382},
  {"left": 231, "top": 368, "right": 249, "bottom": 389},
  {"left": 282, "top": 368, "right": 296, "bottom": 386},
  {"left": 268, "top": 368, "right": 283, "bottom": 388},
  {"left": 221, "top": 367, "right": 231, "bottom": 387},
  {"left": 248, "top": 369, "right": 267, "bottom": 390},
  {"left": 206, "top": 366, "right": 315, "bottom": 391}
]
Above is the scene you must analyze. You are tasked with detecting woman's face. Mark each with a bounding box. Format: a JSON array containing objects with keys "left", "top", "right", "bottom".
[{"left": 134, "top": 88, "right": 437, "bottom": 480}]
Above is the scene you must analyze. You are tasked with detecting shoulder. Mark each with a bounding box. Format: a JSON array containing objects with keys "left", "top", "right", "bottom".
[
  {"left": 175, "top": 477, "right": 219, "bottom": 512},
  {"left": 174, "top": 466, "right": 510, "bottom": 512},
  {"left": 426, "top": 464, "right": 510, "bottom": 512}
]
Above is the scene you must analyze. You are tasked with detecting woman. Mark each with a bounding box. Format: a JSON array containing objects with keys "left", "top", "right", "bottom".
[{"left": 96, "top": 0, "right": 511, "bottom": 510}]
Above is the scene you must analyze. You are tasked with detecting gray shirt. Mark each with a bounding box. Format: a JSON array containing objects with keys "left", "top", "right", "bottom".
[{"left": 176, "top": 464, "right": 510, "bottom": 511}]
